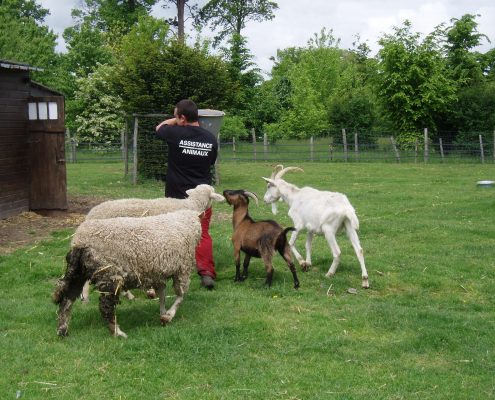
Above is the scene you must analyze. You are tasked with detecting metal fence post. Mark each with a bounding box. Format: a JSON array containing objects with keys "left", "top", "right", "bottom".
[{"left": 232, "top": 136, "right": 236, "bottom": 161}]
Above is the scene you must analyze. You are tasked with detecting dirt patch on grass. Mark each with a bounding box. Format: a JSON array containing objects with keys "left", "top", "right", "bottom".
[
  {"left": 0, "top": 197, "right": 232, "bottom": 256},
  {"left": 0, "top": 196, "right": 106, "bottom": 255}
]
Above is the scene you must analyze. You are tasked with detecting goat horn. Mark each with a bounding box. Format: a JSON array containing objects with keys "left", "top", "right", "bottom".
[
  {"left": 270, "top": 164, "right": 284, "bottom": 179},
  {"left": 243, "top": 191, "right": 259, "bottom": 206},
  {"left": 275, "top": 166, "right": 304, "bottom": 179}
]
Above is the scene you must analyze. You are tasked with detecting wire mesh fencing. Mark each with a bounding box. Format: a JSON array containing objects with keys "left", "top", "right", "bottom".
[{"left": 65, "top": 122, "right": 495, "bottom": 185}]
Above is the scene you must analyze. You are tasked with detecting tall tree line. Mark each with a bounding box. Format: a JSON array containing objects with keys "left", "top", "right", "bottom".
[{"left": 0, "top": 0, "right": 493, "bottom": 145}]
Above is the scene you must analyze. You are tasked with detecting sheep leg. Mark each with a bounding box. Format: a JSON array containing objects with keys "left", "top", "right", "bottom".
[
  {"left": 80, "top": 280, "right": 91, "bottom": 303},
  {"left": 160, "top": 276, "right": 188, "bottom": 325},
  {"left": 289, "top": 230, "right": 308, "bottom": 270},
  {"left": 54, "top": 272, "right": 87, "bottom": 336},
  {"left": 345, "top": 223, "right": 369, "bottom": 288},
  {"left": 322, "top": 227, "right": 342, "bottom": 278},
  {"left": 279, "top": 246, "right": 299, "bottom": 289},
  {"left": 99, "top": 292, "right": 127, "bottom": 338}
]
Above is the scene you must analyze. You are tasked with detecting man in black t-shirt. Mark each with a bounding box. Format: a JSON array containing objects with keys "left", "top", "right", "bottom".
[{"left": 155, "top": 99, "right": 219, "bottom": 289}]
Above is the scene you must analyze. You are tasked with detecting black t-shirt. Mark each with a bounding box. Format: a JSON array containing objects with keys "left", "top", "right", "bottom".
[{"left": 156, "top": 124, "right": 218, "bottom": 199}]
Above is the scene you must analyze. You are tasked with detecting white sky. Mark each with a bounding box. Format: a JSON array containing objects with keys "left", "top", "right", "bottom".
[{"left": 40, "top": 0, "right": 495, "bottom": 75}]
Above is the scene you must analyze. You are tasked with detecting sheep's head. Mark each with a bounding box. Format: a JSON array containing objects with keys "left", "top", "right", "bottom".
[
  {"left": 186, "top": 184, "right": 225, "bottom": 209},
  {"left": 223, "top": 189, "right": 259, "bottom": 208}
]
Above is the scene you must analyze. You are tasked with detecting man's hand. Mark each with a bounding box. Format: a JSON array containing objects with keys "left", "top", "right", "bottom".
[{"left": 155, "top": 118, "right": 177, "bottom": 132}]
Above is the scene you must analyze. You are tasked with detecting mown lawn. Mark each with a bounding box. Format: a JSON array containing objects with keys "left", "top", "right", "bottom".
[{"left": 1, "top": 161, "right": 494, "bottom": 399}]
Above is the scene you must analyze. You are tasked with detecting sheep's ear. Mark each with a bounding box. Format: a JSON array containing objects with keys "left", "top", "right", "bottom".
[
  {"left": 185, "top": 188, "right": 194, "bottom": 196},
  {"left": 211, "top": 193, "right": 225, "bottom": 202},
  {"left": 262, "top": 177, "right": 275, "bottom": 185}
]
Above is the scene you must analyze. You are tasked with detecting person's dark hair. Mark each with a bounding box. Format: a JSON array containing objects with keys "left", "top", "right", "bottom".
[{"left": 175, "top": 99, "right": 199, "bottom": 122}]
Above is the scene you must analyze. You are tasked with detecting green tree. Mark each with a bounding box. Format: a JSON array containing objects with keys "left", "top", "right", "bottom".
[
  {"left": 73, "top": 63, "right": 125, "bottom": 144},
  {"left": 376, "top": 21, "right": 457, "bottom": 145},
  {"left": 198, "top": 0, "right": 278, "bottom": 46}
]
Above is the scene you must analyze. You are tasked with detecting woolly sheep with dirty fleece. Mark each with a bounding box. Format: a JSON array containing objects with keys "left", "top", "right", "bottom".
[
  {"left": 81, "top": 184, "right": 225, "bottom": 301},
  {"left": 53, "top": 209, "right": 202, "bottom": 338}
]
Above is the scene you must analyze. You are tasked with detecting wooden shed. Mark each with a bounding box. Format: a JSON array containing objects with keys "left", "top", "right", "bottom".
[{"left": 0, "top": 59, "right": 67, "bottom": 219}]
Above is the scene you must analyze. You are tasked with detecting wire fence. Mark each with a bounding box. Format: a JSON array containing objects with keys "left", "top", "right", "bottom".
[{"left": 65, "top": 125, "right": 495, "bottom": 184}]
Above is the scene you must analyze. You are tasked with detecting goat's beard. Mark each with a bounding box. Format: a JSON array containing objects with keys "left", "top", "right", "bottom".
[{"left": 271, "top": 202, "right": 278, "bottom": 215}]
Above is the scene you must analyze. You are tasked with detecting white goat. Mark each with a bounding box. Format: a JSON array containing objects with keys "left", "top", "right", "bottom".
[{"left": 262, "top": 165, "right": 369, "bottom": 288}]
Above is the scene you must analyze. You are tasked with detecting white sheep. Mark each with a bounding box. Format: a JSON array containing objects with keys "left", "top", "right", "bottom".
[
  {"left": 53, "top": 209, "right": 202, "bottom": 338},
  {"left": 81, "top": 184, "right": 225, "bottom": 301},
  {"left": 262, "top": 165, "right": 369, "bottom": 289},
  {"left": 86, "top": 184, "right": 224, "bottom": 220}
]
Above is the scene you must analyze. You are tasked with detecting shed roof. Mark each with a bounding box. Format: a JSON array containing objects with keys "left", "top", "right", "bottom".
[{"left": 0, "top": 59, "right": 43, "bottom": 72}]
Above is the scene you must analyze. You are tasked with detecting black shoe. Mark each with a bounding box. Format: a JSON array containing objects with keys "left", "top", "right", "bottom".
[{"left": 200, "top": 275, "right": 215, "bottom": 290}]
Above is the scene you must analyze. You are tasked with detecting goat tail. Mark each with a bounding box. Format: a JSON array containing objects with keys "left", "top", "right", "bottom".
[
  {"left": 53, "top": 247, "right": 87, "bottom": 304},
  {"left": 276, "top": 227, "right": 296, "bottom": 249},
  {"left": 345, "top": 209, "right": 360, "bottom": 231}
]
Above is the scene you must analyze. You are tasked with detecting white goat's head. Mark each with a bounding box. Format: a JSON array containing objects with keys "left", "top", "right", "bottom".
[{"left": 262, "top": 165, "right": 303, "bottom": 214}]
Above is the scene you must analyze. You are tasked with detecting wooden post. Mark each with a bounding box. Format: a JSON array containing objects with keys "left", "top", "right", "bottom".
[
  {"left": 439, "top": 138, "right": 444, "bottom": 162},
  {"left": 214, "top": 131, "right": 220, "bottom": 184},
  {"left": 263, "top": 132, "right": 268, "bottom": 161},
  {"left": 251, "top": 128, "right": 257, "bottom": 162},
  {"left": 479, "top": 134, "right": 485, "bottom": 164},
  {"left": 342, "top": 128, "right": 348, "bottom": 162},
  {"left": 424, "top": 128, "right": 429, "bottom": 163},
  {"left": 123, "top": 123, "right": 128, "bottom": 175},
  {"left": 329, "top": 145, "right": 333, "bottom": 161},
  {"left": 493, "top": 130, "right": 495, "bottom": 163},
  {"left": 354, "top": 133, "right": 359, "bottom": 161},
  {"left": 310, "top": 136, "right": 314, "bottom": 161},
  {"left": 132, "top": 116, "right": 138, "bottom": 185},
  {"left": 232, "top": 136, "right": 236, "bottom": 161},
  {"left": 414, "top": 138, "right": 418, "bottom": 163},
  {"left": 390, "top": 136, "right": 400, "bottom": 163}
]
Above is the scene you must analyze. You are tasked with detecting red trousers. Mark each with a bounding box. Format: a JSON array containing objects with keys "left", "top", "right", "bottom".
[{"left": 195, "top": 207, "right": 216, "bottom": 279}]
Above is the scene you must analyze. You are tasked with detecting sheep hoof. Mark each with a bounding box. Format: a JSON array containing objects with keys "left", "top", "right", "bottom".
[
  {"left": 146, "top": 289, "right": 157, "bottom": 299},
  {"left": 57, "top": 326, "right": 69, "bottom": 337},
  {"left": 325, "top": 272, "right": 334, "bottom": 279},
  {"left": 124, "top": 291, "right": 135, "bottom": 300},
  {"left": 160, "top": 314, "right": 172, "bottom": 325}
]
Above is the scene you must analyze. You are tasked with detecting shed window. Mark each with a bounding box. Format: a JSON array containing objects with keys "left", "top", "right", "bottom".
[
  {"left": 28, "top": 101, "right": 59, "bottom": 120},
  {"left": 28, "top": 102, "right": 37, "bottom": 120}
]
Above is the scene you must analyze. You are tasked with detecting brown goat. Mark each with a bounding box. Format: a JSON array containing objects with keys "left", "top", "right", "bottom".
[{"left": 223, "top": 189, "right": 300, "bottom": 289}]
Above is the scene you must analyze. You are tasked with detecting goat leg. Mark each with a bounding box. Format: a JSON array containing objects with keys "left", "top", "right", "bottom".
[{"left": 241, "top": 254, "right": 251, "bottom": 280}]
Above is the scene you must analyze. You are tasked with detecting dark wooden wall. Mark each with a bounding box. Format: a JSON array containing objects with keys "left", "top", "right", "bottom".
[{"left": 0, "top": 69, "right": 30, "bottom": 219}]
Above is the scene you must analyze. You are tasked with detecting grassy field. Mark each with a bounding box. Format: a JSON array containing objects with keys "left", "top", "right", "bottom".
[{"left": 1, "top": 161, "right": 494, "bottom": 399}]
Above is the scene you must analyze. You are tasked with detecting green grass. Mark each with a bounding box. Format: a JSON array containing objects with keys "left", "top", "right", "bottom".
[{"left": 1, "top": 161, "right": 494, "bottom": 399}]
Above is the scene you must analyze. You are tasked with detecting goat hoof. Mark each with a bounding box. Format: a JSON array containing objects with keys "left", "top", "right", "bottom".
[
  {"left": 294, "top": 283, "right": 300, "bottom": 289},
  {"left": 301, "top": 262, "right": 311, "bottom": 272}
]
